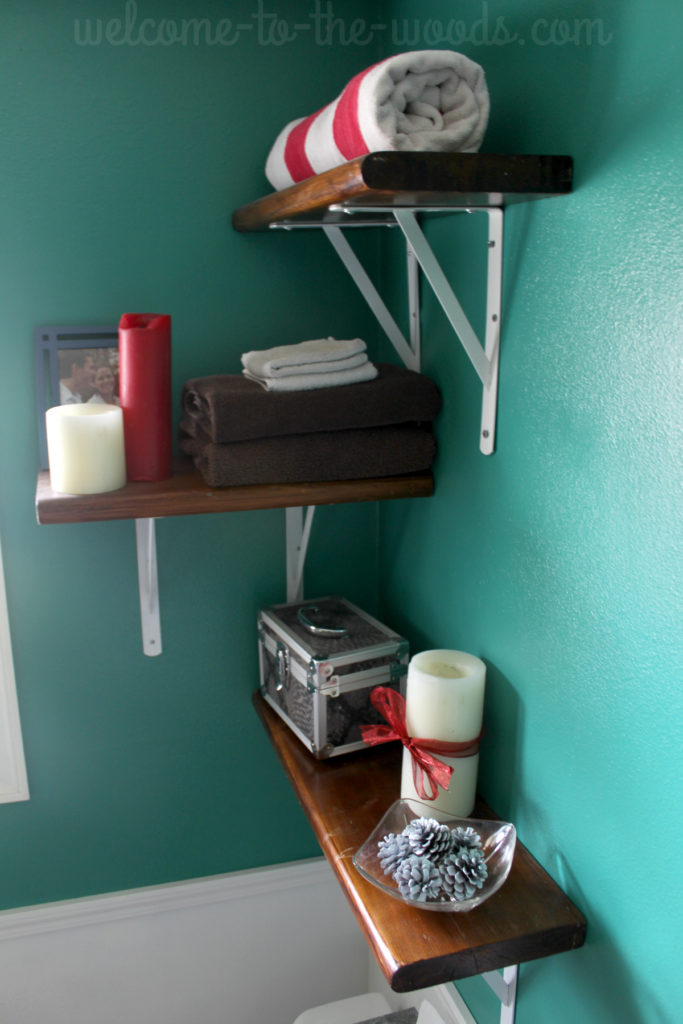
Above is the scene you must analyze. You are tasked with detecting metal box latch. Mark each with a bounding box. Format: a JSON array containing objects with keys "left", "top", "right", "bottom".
[{"left": 275, "top": 641, "right": 290, "bottom": 692}]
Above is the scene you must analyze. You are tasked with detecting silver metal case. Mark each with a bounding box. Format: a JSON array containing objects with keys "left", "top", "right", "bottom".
[{"left": 258, "top": 596, "right": 408, "bottom": 758}]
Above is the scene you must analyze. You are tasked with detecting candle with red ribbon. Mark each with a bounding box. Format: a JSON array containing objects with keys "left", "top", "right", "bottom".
[
  {"left": 361, "top": 687, "right": 482, "bottom": 800},
  {"left": 362, "top": 650, "right": 486, "bottom": 819},
  {"left": 119, "top": 313, "right": 172, "bottom": 481},
  {"left": 403, "top": 650, "right": 485, "bottom": 818}
]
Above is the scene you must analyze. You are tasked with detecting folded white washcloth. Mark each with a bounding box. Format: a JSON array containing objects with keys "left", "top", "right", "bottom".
[
  {"left": 241, "top": 337, "right": 366, "bottom": 378},
  {"left": 264, "top": 351, "right": 370, "bottom": 378},
  {"left": 243, "top": 360, "right": 378, "bottom": 392},
  {"left": 265, "top": 50, "right": 489, "bottom": 191}
]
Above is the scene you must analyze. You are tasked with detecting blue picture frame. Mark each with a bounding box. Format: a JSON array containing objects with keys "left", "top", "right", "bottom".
[{"left": 34, "top": 324, "right": 118, "bottom": 468}]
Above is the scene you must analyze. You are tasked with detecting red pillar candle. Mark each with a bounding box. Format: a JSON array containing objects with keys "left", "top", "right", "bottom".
[{"left": 119, "top": 313, "right": 172, "bottom": 481}]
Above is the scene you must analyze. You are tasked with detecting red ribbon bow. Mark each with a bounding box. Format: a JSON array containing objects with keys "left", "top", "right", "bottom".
[{"left": 361, "top": 686, "right": 482, "bottom": 802}]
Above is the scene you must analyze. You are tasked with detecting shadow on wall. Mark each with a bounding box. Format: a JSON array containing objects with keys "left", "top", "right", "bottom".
[
  {"left": 520, "top": 849, "right": 672, "bottom": 1023},
  {"left": 477, "top": 662, "right": 523, "bottom": 822},
  {"left": 479, "top": 0, "right": 657, "bottom": 180}
]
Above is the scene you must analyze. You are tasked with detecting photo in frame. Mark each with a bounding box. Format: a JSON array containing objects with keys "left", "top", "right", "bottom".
[{"left": 35, "top": 324, "right": 119, "bottom": 469}]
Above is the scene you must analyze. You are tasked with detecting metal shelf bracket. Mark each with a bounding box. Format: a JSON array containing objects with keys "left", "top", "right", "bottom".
[
  {"left": 482, "top": 964, "right": 519, "bottom": 1024},
  {"left": 320, "top": 205, "right": 504, "bottom": 454},
  {"left": 133, "top": 505, "right": 317, "bottom": 655},
  {"left": 135, "top": 517, "right": 162, "bottom": 656},
  {"left": 286, "top": 505, "right": 316, "bottom": 602}
]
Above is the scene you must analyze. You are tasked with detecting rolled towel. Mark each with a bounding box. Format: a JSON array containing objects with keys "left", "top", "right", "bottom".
[
  {"left": 241, "top": 337, "right": 367, "bottom": 378},
  {"left": 266, "top": 50, "right": 489, "bottom": 191},
  {"left": 181, "top": 363, "right": 442, "bottom": 444},
  {"left": 179, "top": 423, "right": 437, "bottom": 488},
  {"left": 244, "top": 360, "right": 378, "bottom": 392}
]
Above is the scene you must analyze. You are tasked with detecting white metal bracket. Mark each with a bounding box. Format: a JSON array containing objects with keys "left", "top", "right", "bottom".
[
  {"left": 135, "top": 518, "right": 162, "bottom": 656},
  {"left": 482, "top": 965, "right": 519, "bottom": 1024},
  {"left": 319, "top": 205, "right": 503, "bottom": 453},
  {"left": 322, "top": 224, "right": 420, "bottom": 371},
  {"left": 285, "top": 505, "right": 316, "bottom": 602},
  {"left": 392, "top": 207, "right": 502, "bottom": 455},
  {"left": 131, "top": 506, "right": 316, "bottom": 657}
]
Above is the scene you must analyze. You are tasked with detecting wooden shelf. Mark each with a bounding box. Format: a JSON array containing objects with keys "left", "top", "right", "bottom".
[
  {"left": 232, "top": 151, "right": 573, "bottom": 456},
  {"left": 232, "top": 152, "right": 573, "bottom": 231},
  {"left": 35, "top": 457, "right": 434, "bottom": 525},
  {"left": 254, "top": 692, "right": 586, "bottom": 993}
]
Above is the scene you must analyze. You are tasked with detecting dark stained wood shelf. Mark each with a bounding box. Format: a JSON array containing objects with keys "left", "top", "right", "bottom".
[
  {"left": 35, "top": 457, "right": 434, "bottom": 524},
  {"left": 232, "top": 152, "right": 573, "bottom": 231},
  {"left": 254, "top": 692, "right": 586, "bottom": 993}
]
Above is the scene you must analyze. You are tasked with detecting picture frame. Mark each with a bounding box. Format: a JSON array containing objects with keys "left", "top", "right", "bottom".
[{"left": 34, "top": 324, "right": 119, "bottom": 468}]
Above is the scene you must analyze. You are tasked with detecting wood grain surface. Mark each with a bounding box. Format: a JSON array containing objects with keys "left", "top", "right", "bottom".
[
  {"left": 253, "top": 692, "right": 586, "bottom": 992},
  {"left": 35, "top": 459, "right": 434, "bottom": 524},
  {"left": 232, "top": 153, "right": 573, "bottom": 231}
]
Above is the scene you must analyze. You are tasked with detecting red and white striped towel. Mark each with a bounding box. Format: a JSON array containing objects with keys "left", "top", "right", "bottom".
[{"left": 265, "top": 50, "right": 489, "bottom": 191}]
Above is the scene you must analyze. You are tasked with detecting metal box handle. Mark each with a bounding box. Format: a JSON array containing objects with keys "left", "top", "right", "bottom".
[
  {"left": 275, "top": 642, "right": 290, "bottom": 692},
  {"left": 297, "top": 605, "right": 348, "bottom": 639}
]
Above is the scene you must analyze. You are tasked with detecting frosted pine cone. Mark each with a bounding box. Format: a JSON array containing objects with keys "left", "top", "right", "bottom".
[
  {"left": 451, "top": 826, "right": 482, "bottom": 851},
  {"left": 439, "top": 848, "right": 488, "bottom": 901},
  {"left": 394, "top": 855, "right": 442, "bottom": 902},
  {"left": 404, "top": 817, "right": 454, "bottom": 861},
  {"left": 377, "top": 832, "right": 412, "bottom": 876}
]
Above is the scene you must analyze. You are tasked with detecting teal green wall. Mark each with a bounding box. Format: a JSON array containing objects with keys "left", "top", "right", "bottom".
[
  {"left": 1, "top": 3, "right": 681, "bottom": 1023},
  {"left": 377, "top": 2, "right": 682, "bottom": 1023},
  {"left": 0, "top": 0, "right": 383, "bottom": 907}
]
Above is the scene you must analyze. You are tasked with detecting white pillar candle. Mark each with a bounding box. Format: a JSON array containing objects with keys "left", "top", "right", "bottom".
[
  {"left": 400, "top": 649, "right": 486, "bottom": 819},
  {"left": 46, "top": 405, "right": 126, "bottom": 495}
]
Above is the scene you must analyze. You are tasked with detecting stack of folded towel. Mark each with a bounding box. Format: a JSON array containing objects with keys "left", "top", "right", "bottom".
[
  {"left": 179, "top": 362, "right": 441, "bottom": 488},
  {"left": 241, "top": 337, "right": 377, "bottom": 391}
]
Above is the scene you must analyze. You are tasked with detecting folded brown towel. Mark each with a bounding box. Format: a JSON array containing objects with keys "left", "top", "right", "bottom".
[
  {"left": 179, "top": 421, "right": 436, "bottom": 488},
  {"left": 181, "top": 362, "right": 441, "bottom": 444}
]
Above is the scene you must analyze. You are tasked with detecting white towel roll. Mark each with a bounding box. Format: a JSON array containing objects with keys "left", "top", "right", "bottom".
[{"left": 265, "top": 50, "right": 489, "bottom": 190}]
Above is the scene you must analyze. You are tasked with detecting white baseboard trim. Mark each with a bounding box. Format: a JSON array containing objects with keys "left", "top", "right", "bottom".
[
  {"left": 0, "top": 856, "right": 330, "bottom": 941},
  {"left": 0, "top": 857, "right": 371, "bottom": 1024},
  {"left": 0, "top": 862, "right": 481, "bottom": 1024}
]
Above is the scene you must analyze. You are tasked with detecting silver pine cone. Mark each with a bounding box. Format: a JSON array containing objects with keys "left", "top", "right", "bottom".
[
  {"left": 404, "top": 817, "right": 455, "bottom": 860},
  {"left": 377, "top": 832, "right": 412, "bottom": 876},
  {"left": 439, "top": 848, "right": 488, "bottom": 901},
  {"left": 394, "top": 855, "right": 442, "bottom": 902},
  {"left": 451, "top": 826, "right": 483, "bottom": 851}
]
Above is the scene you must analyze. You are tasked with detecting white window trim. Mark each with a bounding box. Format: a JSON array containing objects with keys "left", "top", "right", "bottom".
[{"left": 0, "top": 533, "right": 29, "bottom": 803}]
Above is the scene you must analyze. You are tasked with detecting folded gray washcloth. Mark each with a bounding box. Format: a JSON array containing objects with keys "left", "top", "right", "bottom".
[
  {"left": 179, "top": 421, "right": 436, "bottom": 488},
  {"left": 181, "top": 362, "right": 442, "bottom": 444},
  {"left": 241, "top": 336, "right": 366, "bottom": 377},
  {"left": 243, "top": 360, "right": 378, "bottom": 391},
  {"left": 249, "top": 351, "right": 369, "bottom": 378}
]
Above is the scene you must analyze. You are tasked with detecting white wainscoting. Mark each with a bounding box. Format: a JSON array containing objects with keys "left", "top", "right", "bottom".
[
  {"left": 0, "top": 858, "right": 370, "bottom": 1024},
  {"left": 0, "top": 531, "right": 29, "bottom": 804}
]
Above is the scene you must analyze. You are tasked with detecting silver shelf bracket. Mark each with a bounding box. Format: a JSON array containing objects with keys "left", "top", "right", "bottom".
[
  {"left": 406, "top": 239, "right": 421, "bottom": 368},
  {"left": 286, "top": 505, "right": 316, "bottom": 603},
  {"left": 322, "top": 205, "right": 503, "bottom": 454},
  {"left": 322, "top": 224, "right": 419, "bottom": 371},
  {"left": 135, "top": 517, "right": 162, "bottom": 656},
  {"left": 393, "top": 207, "right": 502, "bottom": 455},
  {"left": 482, "top": 964, "right": 519, "bottom": 1024},
  {"left": 132, "top": 506, "right": 314, "bottom": 655}
]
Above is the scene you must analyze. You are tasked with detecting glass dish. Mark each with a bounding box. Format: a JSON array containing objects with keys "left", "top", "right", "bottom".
[{"left": 352, "top": 798, "right": 516, "bottom": 912}]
